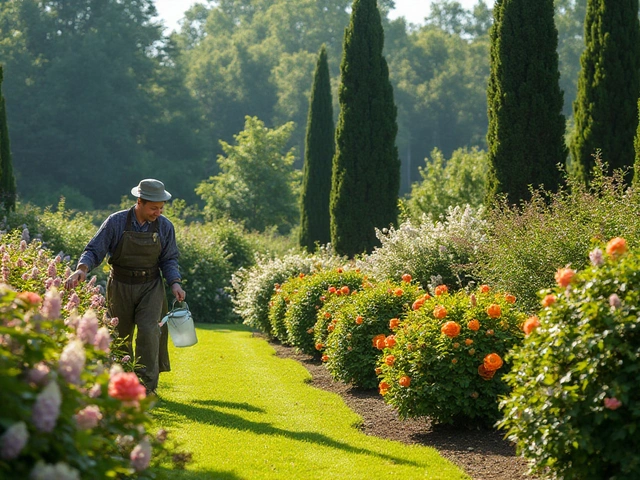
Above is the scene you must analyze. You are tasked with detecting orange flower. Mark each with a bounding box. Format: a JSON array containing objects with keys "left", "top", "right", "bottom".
[
  {"left": 452, "top": 342, "right": 460, "bottom": 349},
  {"left": 328, "top": 286, "right": 337, "bottom": 294},
  {"left": 486, "top": 304, "right": 501, "bottom": 318},
  {"left": 299, "top": 273, "right": 305, "bottom": 278},
  {"left": 505, "top": 294, "right": 516, "bottom": 304},
  {"left": 422, "top": 293, "right": 431, "bottom": 300},
  {"left": 441, "top": 321, "right": 461, "bottom": 338},
  {"left": 401, "top": 274, "right": 412, "bottom": 283},
  {"left": 379, "top": 381, "right": 390, "bottom": 395},
  {"left": 483, "top": 353, "right": 503, "bottom": 372},
  {"left": 321, "top": 355, "right": 329, "bottom": 362},
  {"left": 375, "top": 367, "right": 382, "bottom": 375},
  {"left": 389, "top": 318, "right": 400, "bottom": 330},
  {"left": 340, "top": 285, "right": 350, "bottom": 295},
  {"left": 468, "top": 348, "right": 476, "bottom": 355},
  {"left": 434, "top": 284, "right": 448, "bottom": 296},
  {"left": 467, "top": 319, "right": 480, "bottom": 331},
  {"left": 385, "top": 355, "right": 396, "bottom": 366},
  {"left": 412, "top": 299, "right": 424, "bottom": 311},
  {"left": 480, "top": 284, "right": 490, "bottom": 293},
  {"left": 399, "top": 376, "right": 411, "bottom": 387},
  {"left": 542, "top": 294, "right": 556, "bottom": 307},
  {"left": 337, "top": 268, "right": 343, "bottom": 273},
  {"left": 327, "top": 324, "right": 334, "bottom": 332},
  {"left": 315, "top": 343, "right": 324, "bottom": 351},
  {"left": 394, "top": 288, "right": 404, "bottom": 296},
  {"left": 523, "top": 316, "right": 540, "bottom": 335},
  {"left": 606, "top": 237, "right": 627, "bottom": 258},
  {"left": 372, "top": 334, "right": 386, "bottom": 349},
  {"left": 108, "top": 372, "right": 146, "bottom": 402},
  {"left": 486, "top": 329, "right": 494, "bottom": 336},
  {"left": 375, "top": 337, "right": 386, "bottom": 350},
  {"left": 477, "top": 364, "right": 495, "bottom": 380},
  {"left": 355, "top": 315, "right": 364, "bottom": 325},
  {"left": 465, "top": 338, "right": 474, "bottom": 346},
  {"left": 324, "top": 311, "right": 331, "bottom": 319},
  {"left": 555, "top": 267, "right": 575, "bottom": 288},
  {"left": 385, "top": 335, "right": 397, "bottom": 348},
  {"left": 17, "top": 292, "right": 42, "bottom": 305},
  {"left": 433, "top": 305, "right": 448, "bottom": 319},
  {"left": 451, "top": 358, "right": 458, "bottom": 364}
]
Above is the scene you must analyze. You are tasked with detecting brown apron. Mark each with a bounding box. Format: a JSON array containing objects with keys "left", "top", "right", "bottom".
[{"left": 107, "top": 209, "right": 170, "bottom": 393}]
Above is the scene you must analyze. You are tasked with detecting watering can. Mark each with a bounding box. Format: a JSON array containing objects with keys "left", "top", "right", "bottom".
[{"left": 159, "top": 300, "right": 198, "bottom": 347}]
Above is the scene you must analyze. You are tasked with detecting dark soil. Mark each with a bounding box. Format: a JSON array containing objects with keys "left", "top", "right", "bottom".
[{"left": 265, "top": 336, "right": 534, "bottom": 480}]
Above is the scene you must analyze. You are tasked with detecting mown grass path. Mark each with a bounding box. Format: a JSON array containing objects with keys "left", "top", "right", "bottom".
[{"left": 151, "top": 324, "right": 470, "bottom": 479}]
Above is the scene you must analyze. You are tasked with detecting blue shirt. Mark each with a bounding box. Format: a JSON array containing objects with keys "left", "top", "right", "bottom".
[{"left": 78, "top": 206, "right": 181, "bottom": 283}]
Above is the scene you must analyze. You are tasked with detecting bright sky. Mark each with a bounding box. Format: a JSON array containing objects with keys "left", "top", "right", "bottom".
[{"left": 155, "top": 0, "right": 483, "bottom": 33}]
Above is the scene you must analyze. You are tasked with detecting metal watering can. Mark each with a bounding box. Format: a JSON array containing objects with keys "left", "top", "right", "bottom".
[{"left": 159, "top": 300, "right": 198, "bottom": 347}]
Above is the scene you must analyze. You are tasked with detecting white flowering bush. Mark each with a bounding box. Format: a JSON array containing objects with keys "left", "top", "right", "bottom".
[
  {"left": 499, "top": 237, "right": 640, "bottom": 479},
  {"left": 358, "top": 205, "right": 487, "bottom": 291},
  {"left": 0, "top": 230, "right": 189, "bottom": 478},
  {"left": 232, "top": 245, "right": 346, "bottom": 335}
]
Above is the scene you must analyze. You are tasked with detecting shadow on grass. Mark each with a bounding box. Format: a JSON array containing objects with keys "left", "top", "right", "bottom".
[
  {"left": 153, "top": 397, "right": 423, "bottom": 468},
  {"left": 153, "top": 465, "right": 243, "bottom": 480}
]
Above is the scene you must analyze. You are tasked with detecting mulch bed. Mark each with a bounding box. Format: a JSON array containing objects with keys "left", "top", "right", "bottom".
[{"left": 264, "top": 335, "right": 534, "bottom": 480}]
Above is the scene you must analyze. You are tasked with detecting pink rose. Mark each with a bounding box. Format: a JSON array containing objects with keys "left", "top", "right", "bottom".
[
  {"left": 108, "top": 372, "right": 146, "bottom": 402},
  {"left": 604, "top": 397, "right": 622, "bottom": 410}
]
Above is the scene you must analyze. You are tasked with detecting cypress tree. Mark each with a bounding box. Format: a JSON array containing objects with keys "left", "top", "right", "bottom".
[
  {"left": 330, "top": 0, "right": 400, "bottom": 257},
  {"left": 572, "top": 0, "right": 640, "bottom": 183},
  {"left": 0, "top": 65, "right": 16, "bottom": 212},
  {"left": 299, "top": 45, "right": 334, "bottom": 252},
  {"left": 486, "top": 0, "right": 567, "bottom": 205}
]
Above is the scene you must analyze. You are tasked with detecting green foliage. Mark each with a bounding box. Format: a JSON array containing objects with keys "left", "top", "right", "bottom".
[
  {"left": 0, "top": 0, "right": 207, "bottom": 208},
  {"left": 359, "top": 205, "right": 487, "bottom": 291},
  {"left": 0, "top": 230, "right": 186, "bottom": 478},
  {"left": 379, "top": 285, "right": 525, "bottom": 426},
  {"left": 499, "top": 238, "right": 640, "bottom": 479},
  {"left": 330, "top": 0, "right": 400, "bottom": 257},
  {"left": 571, "top": 0, "right": 640, "bottom": 184},
  {"left": 232, "top": 245, "right": 345, "bottom": 335},
  {"left": 196, "top": 116, "right": 301, "bottom": 234},
  {"left": 474, "top": 161, "right": 640, "bottom": 312},
  {"left": 269, "top": 274, "right": 306, "bottom": 343},
  {"left": 403, "top": 147, "right": 488, "bottom": 221},
  {"left": 486, "top": 0, "right": 566, "bottom": 205},
  {"left": 281, "top": 268, "right": 365, "bottom": 355},
  {"left": 0, "top": 65, "right": 16, "bottom": 212},
  {"left": 299, "top": 45, "right": 334, "bottom": 252},
  {"left": 323, "top": 279, "right": 422, "bottom": 388}
]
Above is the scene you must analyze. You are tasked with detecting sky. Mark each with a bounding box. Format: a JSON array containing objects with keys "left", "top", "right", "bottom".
[{"left": 155, "top": 0, "right": 482, "bottom": 33}]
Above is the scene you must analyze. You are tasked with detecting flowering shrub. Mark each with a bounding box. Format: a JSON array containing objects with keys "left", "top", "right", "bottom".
[
  {"left": 280, "top": 269, "right": 365, "bottom": 355},
  {"left": 499, "top": 237, "right": 640, "bottom": 479},
  {"left": 232, "top": 246, "right": 345, "bottom": 335},
  {"left": 0, "top": 231, "right": 188, "bottom": 478},
  {"left": 358, "top": 205, "right": 486, "bottom": 291},
  {"left": 322, "top": 280, "right": 422, "bottom": 388},
  {"left": 475, "top": 162, "right": 640, "bottom": 311},
  {"left": 268, "top": 274, "right": 307, "bottom": 343},
  {"left": 378, "top": 284, "right": 525, "bottom": 425}
]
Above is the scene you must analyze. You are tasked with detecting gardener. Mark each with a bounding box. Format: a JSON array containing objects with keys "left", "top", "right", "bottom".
[{"left": 64, "top": 178, "right": 186, "bottom": 396}]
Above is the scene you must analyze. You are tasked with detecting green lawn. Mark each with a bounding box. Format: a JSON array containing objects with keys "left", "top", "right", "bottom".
[{"left": 151, "top": 324, "right": 470, "bottom": 480}]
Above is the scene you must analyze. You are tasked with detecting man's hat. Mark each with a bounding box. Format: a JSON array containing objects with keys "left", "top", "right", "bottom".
[{"left": 131, "top": 179, "right": 172, "bottom": 202}]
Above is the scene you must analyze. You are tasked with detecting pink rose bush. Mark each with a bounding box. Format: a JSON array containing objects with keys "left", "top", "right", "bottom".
[{"left": 0, "top": 231, "right": 189, "bottom": 478}]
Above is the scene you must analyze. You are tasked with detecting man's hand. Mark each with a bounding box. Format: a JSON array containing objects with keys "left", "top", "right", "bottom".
[
  {"left": 171, "top": 282, "right": 186, "bottom": 302},
  {"left": 64, "top": 267, "right": 88, "bottom": 290}
]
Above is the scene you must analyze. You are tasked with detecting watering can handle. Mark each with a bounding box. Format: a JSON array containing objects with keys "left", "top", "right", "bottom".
[{"left": 172, "top": 299, "right": 189, "bottom": 310}]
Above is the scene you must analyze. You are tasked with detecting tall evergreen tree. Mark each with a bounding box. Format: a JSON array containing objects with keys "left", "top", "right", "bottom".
[
  {"left": 486, "top": 0, "right": 567, "bottom": 205},
  {"left": 299, "top": 45, "right": 334, "bottom": 252},
  {"left": 0, "top": 65, "right": 16, "bottom": 212},
  {"left": 572, "top": 0, "right": 640, "bottom": 183},
  {"left": 330, "top": 0, "right": 400, "bottom": 257}
]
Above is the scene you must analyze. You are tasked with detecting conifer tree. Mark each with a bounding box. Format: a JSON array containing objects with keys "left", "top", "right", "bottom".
[
  {"left": 572, "top": 0, "right": 640, "bottom": 183},
  {"left": 0, "top": 66, "right": 16, "bottom": 212},
  {"left": 330, "top": 0, "right": 400, "bottom": 257},
  {"left": 299, "top": 45, "right": 334, "bottom": 252},
  {"left": 486, "top": 0, "right": 567, "bottom": 205}
]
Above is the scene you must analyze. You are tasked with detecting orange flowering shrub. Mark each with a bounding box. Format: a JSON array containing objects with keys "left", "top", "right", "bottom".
[
  {"left": 522, "top": 315, "right": 540, "bottom": 335},
  {"left": 322, "top": 280, "right": 422, "bottom": 388},
  {"left": 554, "top": 267, "right": 575, "bottom": 288},
  {"left": 378, "top": 285, "right": 525, "bottom": 425},
  {"left": 270, "top": 269, "right": 364, "bottom": 354},
  {"left": 500, "top": 238, "right": 640, "bottom": 479}
]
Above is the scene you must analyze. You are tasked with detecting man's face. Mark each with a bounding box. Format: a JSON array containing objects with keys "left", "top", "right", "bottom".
[{"left": 137, "top": 199, "right": 165, "bottom": 223}]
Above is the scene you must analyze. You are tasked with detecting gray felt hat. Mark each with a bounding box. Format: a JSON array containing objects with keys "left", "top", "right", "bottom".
[{"left": 131, "top": 179, "right": 172, "bottom": 202}]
